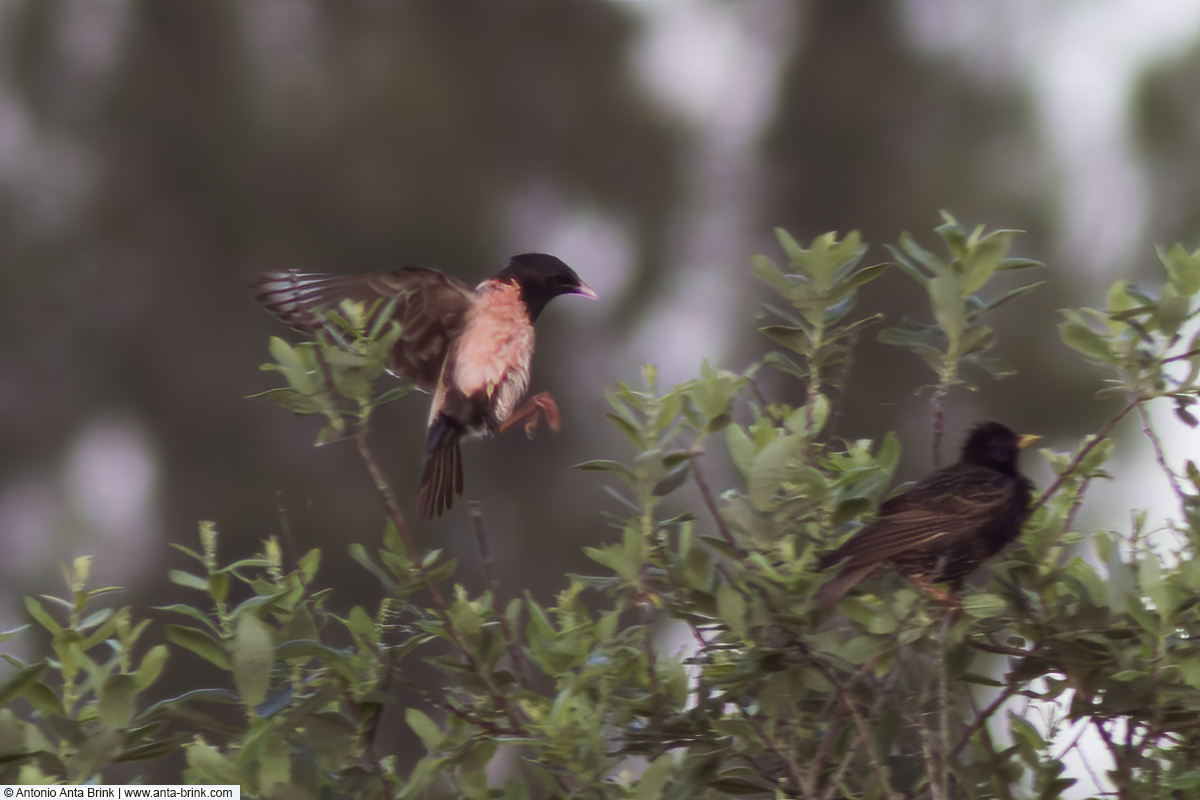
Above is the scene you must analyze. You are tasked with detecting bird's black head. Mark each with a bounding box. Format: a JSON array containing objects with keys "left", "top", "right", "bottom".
[
  {"left": 497, "top": 253, "right": 597, "bottom": 320},
  {"left": 959, "top": 421, "right": 1037, "bottom": 475}
]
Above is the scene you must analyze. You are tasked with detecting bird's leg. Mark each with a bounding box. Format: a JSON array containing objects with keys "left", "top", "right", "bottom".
[
  {"left": 497, "top": 391, "right": 560, "bottom": 439},
  {"left": 907, "top": 575, "right": 962, "bottom": 607}
]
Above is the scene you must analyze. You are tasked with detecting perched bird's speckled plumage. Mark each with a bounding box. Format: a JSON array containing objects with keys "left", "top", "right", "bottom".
[
  {"left": 252, "top": 253, "right": 596, "bottom": 519},
  {"left": 815, "top": 421, "right": 1036, "bottom": 607}
]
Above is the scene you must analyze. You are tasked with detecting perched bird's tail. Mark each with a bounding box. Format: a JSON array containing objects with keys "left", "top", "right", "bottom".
[
  {"left": 814, "top": 562, "right": 873, "bottom": 609},
  {"left": 418, "top": 417, "right": 464, "bottom": 518}
]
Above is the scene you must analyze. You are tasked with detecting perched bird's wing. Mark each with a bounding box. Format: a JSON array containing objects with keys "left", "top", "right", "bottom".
[
  {"left": 251, "top": 268, "right": 475, "bottom": 390},
  {"left": 819, "top": 467, "right": 1015, "bottom": 569}
]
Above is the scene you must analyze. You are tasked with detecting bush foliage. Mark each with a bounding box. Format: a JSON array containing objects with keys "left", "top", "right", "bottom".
[{"left": 4, "top": 216, "right": 1200, "bottom": 798}]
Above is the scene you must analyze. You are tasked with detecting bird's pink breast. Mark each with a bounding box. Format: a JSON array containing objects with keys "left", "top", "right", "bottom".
[{"left": 451, "top": 280, "right": 534, "bottom": 420}]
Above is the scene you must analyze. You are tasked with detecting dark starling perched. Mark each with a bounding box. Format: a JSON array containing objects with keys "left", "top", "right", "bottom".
[
  {"left": 252, "top": 253, "right": 597, "bottom": 518},
  {"left": 815, "top": 421, "right": 1038, "bottom": 607}
]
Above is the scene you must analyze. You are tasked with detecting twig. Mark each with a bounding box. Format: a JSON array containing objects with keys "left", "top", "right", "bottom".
[
  {"left": 1092, "top": 718, "right": 1131, "bottom": 795},
  {"left": 468, "top": 501, "right": 535, "bottom": 691},
  {"left": 810, "top": 712, "right": 847, "bottom": 799},
  {"left": 975, "top": 712, "right": 1016, "bottom": 800},
  {"left": 737, "top": 701, "right": 809, "bottom": 799},
  {"left": 1161, "top": 348, "right": 1200, "bottom": 364},
  {"left": 273, "top": 489, "right": 299, "bottom": 567},
  {"left": 931, "top": 384, "right": 949, "bottom": 469},
  {"left": 949, "top": 684, "right": 1019, "bottom": 760},
  {"left": 353, "top": 426, "right": 420, "bottom": 556},
  {"left": 1137, "top": 404, "right": 1189, "bottom": 508},
  {"left": 816, "top": 731, "right": 860, "bottom": 800},
  {"left": 640, "top": 596, "right": 665, "bottom": 755},
  {"left": 360, "top": 649, "right": 403, "bottom": 797},
  {"left": 810, "top": 659, "right": 902, "bottom": 800},
  {"left": 692, "top": 457, "right": 744, "bottom": 555},
  {"left": 821, "top": 328, "right": 861, "bottom": 442},
  {"left": 1031, "top": 397, "right": 1140, "bottom": 512},
  {"left": 468, "top": 501, "right": 499, "bottom": 596},
  {"left": 926, "top": 611, "right": 955, "bottom": 800},
  {"left": 352, "top": 430, "right": 529, "bottom": 733},
  {"left": 1061, "top": 476, "right": 1092, "bottom": 542}
]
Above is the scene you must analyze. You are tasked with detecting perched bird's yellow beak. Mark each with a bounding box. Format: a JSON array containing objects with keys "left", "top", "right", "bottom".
[{"left": 1017, "top": 434, "right": 1041, "bottom": 449}]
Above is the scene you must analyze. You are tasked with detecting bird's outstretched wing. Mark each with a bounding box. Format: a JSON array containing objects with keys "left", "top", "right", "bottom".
[
  {"left": 818, "top": 466, "right": 1014, "bottom": 570},
  {"left": 251, "top": 268, "right": 476, "bottom": 390}
]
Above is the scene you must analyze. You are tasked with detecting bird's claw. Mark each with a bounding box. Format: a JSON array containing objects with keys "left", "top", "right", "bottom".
[
  {"left": 908, "top": 575, "right": 961, "bottom": 607},
  {"left": 498, "top": 391, "right": 561, "bottom": 439},
  {"left": 522, "top": 392, "right": 560, "bottom": 438}
]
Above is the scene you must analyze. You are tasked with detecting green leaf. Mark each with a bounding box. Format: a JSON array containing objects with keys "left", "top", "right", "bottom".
[
  {"left": 977, "top": 281, "right": 1045, "bottom": 315},
  {"left": 268, "top": 336, "right": 317, "bottom": 395},
  {"left": 244, "top": 387, "right": 324, "bottom": 415},
  {"left": 231, "top": 614, "right": 274, "bottom": 709},
  {"left": 962, "top": 593, "right": 1007, "bottom": 619},
  {"left": 0, "top": 662, "right": 47, "bottom": 708},
  {"left": 165, "top": 625, "right": 230, "bottom": 671},
  {"left": 748, "top": 433, "right": 805, "bottom": 511},
  {"left": 275, "top": 639, "right": 354, "bottom": 678},
  {"left": 99, "top": 674, "right": 138, "bottom": 728},
  {"left": 22, "top": 597, "right": 61, "bottom": 635},
  {"left": 652, "top": 459, "right": 692, "bottom": 497},
  {"left": 134, "top": 645, "right": 169, "bottom": 690},
  {"left": 716, "top": 583, "right": 748, "bottom": 641},
  {"left": 1058, "top": 313, "right": 1116, "bottom": 364},
  {"left": 751, "top": 254, "right": 789, "bottom": 296},
  {"left": 759, "top": 324, "right": 810, "bottom": 354},
  {"left": 724, "top": 424, "right": 756, "bottom": 480},
  {"left": 0, "top": 625, "right": 28, "bottom": 644},
  {"left": 635, "top": 752, "right": 675, "bottom": 800},
  {"left": 406, "top": 707, "right": 444, "bottom": 752},
  {"left": 169, "top": 570, "right": 211, "bottom": 593},
  {"left": 604, "top": 412, "right": 645, "bottom": 449},
  {"left": 573, "top": 460, "right": 636, "bottom": 484},
  {"left": 186, "top": 738, "right": 245, "bottom": 786},
  {"left": 1159, "top": 243, "right": 1200, "bottom": 296}
]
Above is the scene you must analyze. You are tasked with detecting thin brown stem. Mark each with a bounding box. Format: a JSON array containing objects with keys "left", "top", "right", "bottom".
[
  {"left": 821, "top": 327, "right": 861, "bottom": 442},
  {"left": 1093, "top": 719, "right": 1133, "bottom": 798},
  {"left": 975, "top": 714, "right": 1017, "bottom": 800},
  {"left": 1061, "top": 476, "right": 1093, "bottom": 544},
  {"left": 272, "top": 489, "right": 299, "bottom": 567},
  {"left": 1056, "top": 719, "right": 1107, "bottom": 794},
  {"left": 738, "top": 703, "right": 809, "bottom": 799},
  {"left": 1032, "top": 397, "right": 1140, "bottom": 513},
  {"left": 950, "top": 684, "right": 1019, "bottom": 759},
  {"left": 360, "top": 650, "right": 403, "bottom": 797},
  {"left": 353, "top": 429, "right": 528, "bottom": 733},
  {"left": 1161, "top": 348, "right": 1200, "bottom": 364},
  {"left": 931, "top": 384, "right": 949, "bottom": 469},
  {"left": 927, "top": 611, "right": 955, "bottom": 800},
  {"left": 354, "top": 426, "right": 419, "bottom": 556},
  {"left": 810, "top": 660, "right": 902, "bottom": 800},
  {"left": 1137, "top": 404, "right": 1189, "bottom": 508},
  {"left": 692, "top": 457, "right": 743, "bottom": 555},
  {"left": 640, "top": 602, "right": 666, "bottom": 756},
  {"left": 468, "top": 501, "right": 499, "bottom": 596},
  {"left": 809, "top": 713, "right": 847, "bottom": 798},
  {"left": 468, "top": 501, "right": 534, "bottom": 691}
]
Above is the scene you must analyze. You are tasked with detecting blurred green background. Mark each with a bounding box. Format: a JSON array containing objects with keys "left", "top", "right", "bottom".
[{"left": 2, "top": 0, "right": 1200, "bottom": 648}]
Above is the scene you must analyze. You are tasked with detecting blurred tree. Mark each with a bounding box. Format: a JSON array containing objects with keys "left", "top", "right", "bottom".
[
  {"left": 0, "top": 0, "right": 681, "bottom": 598},
  {"left": 1134, "top": 40, "right": 1200, "bottom": 251},
  {"left": 757, "top": 0, "right": 1101, "bottom": 457}
]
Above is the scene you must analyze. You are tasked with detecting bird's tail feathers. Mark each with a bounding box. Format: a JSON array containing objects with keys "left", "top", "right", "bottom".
[
  {"left": 814, "top": 564, "right": 873, "bottom": 609},
  {"left": 417, "top": 417, "right": 464, "bottom": 519}
]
